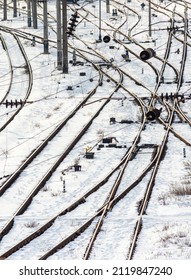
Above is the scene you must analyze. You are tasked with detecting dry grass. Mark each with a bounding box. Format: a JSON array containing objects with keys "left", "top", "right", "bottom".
[
  {"left": 183, "top": 161, "right": 191, "bottom": 177},
  {"left": 157, "top": 222, "right": 191, "bottom": 250},
  {"left": 97, "top": 129, "right": 104, "bottom": 138},
  {"left": 41, "top": 186, "right": 49, "bottom": 192},
  {"left": 51, "top": 190, "right": 62, "bottom": 197},
  {"left": 158, "top": 181, "right": 191, "bottom": 205},
  {"left": 34, "top": 123, "right": 40, "bottom": 128},
  {"left": 170, "top": 184, "right": 191, "bottom": 196},
  {"left": 46, "top": 113, "right": 52, "bottom": 119},
  {"left": 24, "top": 221, "right": 39, "bottom": 228},
  {"left": 158, "top": 192, "right": 170, "bottom": 205},
  {"left": 53, "top": 103, "right": 62, "bottom": 111},
  {"left": 184, "top": 161, "right": 191, "bottom": 170}
]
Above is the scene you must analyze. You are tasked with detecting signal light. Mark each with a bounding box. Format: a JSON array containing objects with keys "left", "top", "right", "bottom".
[
  {"left": 67, "top": 12, "right": 80, "bottom": 37},
  {"left": 103, "top": 35, "right": 111, "bottom": 43},
  {"left": 140, "top": 48, "right": 156, "bottom": 61},
  {"left": 146, "top": 108, "right": 162, "bottom": 121}
]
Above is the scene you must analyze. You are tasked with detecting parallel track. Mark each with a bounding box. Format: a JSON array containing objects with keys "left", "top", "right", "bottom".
[{"left": 0, "top": 0, "right": 191, "bottom": 260}]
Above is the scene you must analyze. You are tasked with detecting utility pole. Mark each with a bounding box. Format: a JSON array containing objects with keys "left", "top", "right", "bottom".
[
  {"left": 3, "top": 0, "right": 7, "bottom": 20},
  {"left": 98, "top": 0, "right": 102, "bottom": 42},
  {"left": 32, "top": 0, "right": 38, "bottom": 29},
  {"left": 13, "top": 0, "right": 17, "bottom": 17},
  {"left": 43, "top": 0, "right": 49, "bottom": 53},
  {"left": 27, "top": 0, "right": 32, "bottom": 27},
  {"left": 62, "top": 0, "right": 68, "bottom": 74},
  {"left": 56, "top": 0, "right": 62, "bottom": 70},
  {"left": 149, "top": 0, "right": 152, "bottom": 37},
  {"left": 106, "top": 0, "right": 110, "bottom": 13}
]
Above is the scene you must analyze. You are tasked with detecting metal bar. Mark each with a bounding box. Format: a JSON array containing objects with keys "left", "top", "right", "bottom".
[
  {"left": 62, "top": 0, "right": 68, "bottom": 73},
  {"left": 3, "top": 0, "right": 7, "bottom": 20},
  {"left": 57, "top": 0, "right": 62, "bottom": 70},
  {"left": 43, "top": 0, "right": 49, "bottom": 53},
  {"left": 27, "top": 0, "right": 32, "bottom": 27}
]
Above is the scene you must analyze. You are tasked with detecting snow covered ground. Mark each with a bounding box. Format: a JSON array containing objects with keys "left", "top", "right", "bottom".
[{"left": 0, "top": 0, "right": 191, "bottom": 260}]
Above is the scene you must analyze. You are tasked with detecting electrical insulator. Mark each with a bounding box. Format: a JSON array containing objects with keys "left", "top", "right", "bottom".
[
  {"left": 4, "top": 99, "right": 23, "bottom": 108},
  {"left": 5, "top": 100, "right": 9, "bottom": 108},
  {"left": 67, "top": 12, "right": 79, "bottom": 36},
  {"left": 140, "top": 48, "right": 156, "bottom": 61},
  {"left": 146, "top": 108, "right": 162, "bottom": 121}
]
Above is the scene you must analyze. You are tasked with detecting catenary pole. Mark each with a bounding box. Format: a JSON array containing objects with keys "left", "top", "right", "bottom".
[
  {"left": 62, "top": 0, "right": 68, "bottom": 74},
  {"left": 13, "top": 0, "right": 17, "bottom": 17},
  {"left": 149, "top": 0, "right": 152, "bottom": 37},
  {"left": 98, "top": 0, "right": 102, "bottom": 41},
  {"left": 43, "top": 0, "right": 49, "bottom": 53},
  {"left": 3, "top": 0, "right": 7, "bottom": 20},
  {"left": 106, "top": 0, "right": 110, "bottom": 13},
  {"left": 57, "top": 0, "right": 62, "bottom": 70},
  {"left": 32, "top": 0, "right": 38, "bottom": 29},
  {"left": 27, "top": 0, "right": 32, "bottom": 27}
]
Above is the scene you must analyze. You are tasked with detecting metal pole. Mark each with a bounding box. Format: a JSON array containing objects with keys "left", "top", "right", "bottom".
[
  {"left": 106, "top": 0, "right": 110, "bottom": 13},
  {"left": 62, "top": 0, "right": 68, "bottom": 74},
  {"left": 32, "top": 0, "right": 38, "bottom": 29},
  {"left": 98, "top": 0, "right": 102, "bottom": 41},
  {"left": 57, "top": 0, "right": 62, "bottom": 70},
  {"left": 3, "top": 0, "right": 7, "bottom": 20},
  {"left": 43, "top": 0, "right": 49, "bottom": 54},
  {"left": 27, "top": 0, "right": 32, "bottom": 27},
  {"left": 13, "top": 0, "right": 17, "bottom": 17},
  {"left": 149, "top": 0, "right": 152, "bottom": 37}
]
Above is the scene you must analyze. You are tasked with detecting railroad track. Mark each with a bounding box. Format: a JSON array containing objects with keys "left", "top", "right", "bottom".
[
  {"left": 0, "top": 3, "right": 177, "bottom": 259},
  {"left": 0, "top": 50, "right": 147, "bottom": 258},
  {"left": 82, "top": 4, "right": 191, "bottom": 258},
  {"left": 0, "top": 12, "right": 146, "bottom": 258},
  {"left": 0, "top": 65, "right": 111, "bottom": 217},
  {"left": 127, "top": 2, "right": 190, "bottom": 259},
  {"left": 0, "top": 28, "right": 33, "bottom": 132},
  {"left": 0, "top": 40, "right": 141, "bottom": 257},
  {"left": 0, "top": 132, "right": 159, "bottom": 260},
  {"left": 0, "top": 33, "right": 13, "bottom": 103},
  {"left": 71, "top": 1, "right": 191, "bottom": 259},
  {"left": 0, "top": 0, "right": 191, "bottom": 260}
]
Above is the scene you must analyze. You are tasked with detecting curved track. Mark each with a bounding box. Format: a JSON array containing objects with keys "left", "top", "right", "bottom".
[{"left": 0, "top": 0, "right": 191, "bottom": 260}]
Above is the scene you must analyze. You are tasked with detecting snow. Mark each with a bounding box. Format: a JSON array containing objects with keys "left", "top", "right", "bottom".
[{"left": 0, "top": 0, "right": 191, "bottom": 261}]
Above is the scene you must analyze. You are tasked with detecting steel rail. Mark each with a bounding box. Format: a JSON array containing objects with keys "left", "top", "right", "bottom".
[
  {"left": 0, "top": 65, "right": 124, "bottom": 246},
  {"left": 0, "top": 47, "right": 105, "bottom": 195},
  {"left": 0, "top": 67, "right": 144, "bottom": 259},
  {"left": 82, "top": 144, "right": 159, "bottom": 260},
  {"left": 127, "top": 103, "right": 175, "bottom": 259},
  {"left": 0, "top": 33, "right": 13, "bottom": 104},
  {"left": 38, "top": 144, "right": 160, "bottom": 260},
  {"left": 111, "top": 0, "right": 179, "bottom": 82},
  {"left": 127, "top": 3, "right": 189, "bottom": 259},
  {"left": 0, "top": 30, "right": 33, "bottom": 132}
]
